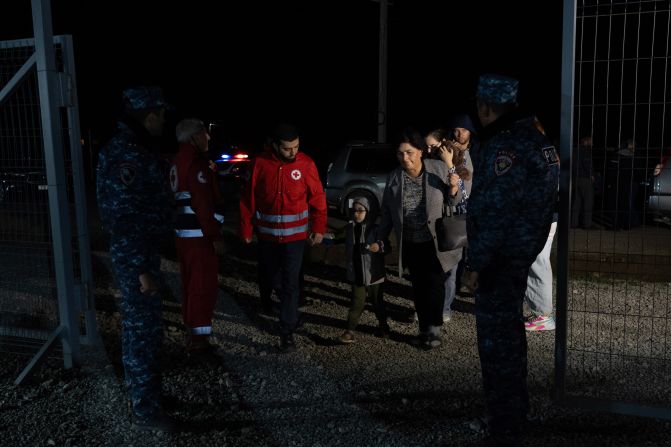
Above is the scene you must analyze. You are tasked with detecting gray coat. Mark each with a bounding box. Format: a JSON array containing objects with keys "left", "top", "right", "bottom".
[
  {"left": 464, "top": 150, "right": 474, "bottom": 197},
  {"left": 378, "top": 159, "right": 463, "bottom": 276}
]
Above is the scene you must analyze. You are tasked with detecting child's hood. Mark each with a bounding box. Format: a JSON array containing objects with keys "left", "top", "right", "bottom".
[
  {"left": 351, "top": 195, "right": 376, "bottom": 224},
  {"left": 352, "top": 196, "right": 371, "bottom": 213}
]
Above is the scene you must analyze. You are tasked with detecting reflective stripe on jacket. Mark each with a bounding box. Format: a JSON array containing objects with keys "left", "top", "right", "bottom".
[
  {"left": 170, "top": 143, "right": 223, "bottom": 239},
  {"left": 240, "top": 148, "right": 327, "bottom": 243}
]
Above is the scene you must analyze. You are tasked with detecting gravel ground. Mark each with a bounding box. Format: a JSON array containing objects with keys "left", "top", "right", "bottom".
[{"left": 1, "top": 229, "right": 670, "bottom": 446}]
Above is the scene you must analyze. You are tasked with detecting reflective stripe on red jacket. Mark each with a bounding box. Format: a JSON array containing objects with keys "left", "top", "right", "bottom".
[
  {"left": 240, "top": 148, "right": 327, "bottom": 243},
  {"left": 170, "top": 143, "right": 223, "bottom": 239}
]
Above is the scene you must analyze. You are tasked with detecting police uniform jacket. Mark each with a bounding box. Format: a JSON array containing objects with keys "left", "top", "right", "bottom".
[
  {"left": 240, "top": 148, "right": 327, "bottom": 243},
  {"left": 379, "top": 158, "right": 463, "bottom": 276},
  {"left": 170, "top": 142, "right": 224, "bottom": 240},
  {"left": 467, "top": 112, "right": 559, "bottom": 272},
  {"left": 96, "top": 121, "right": 172, "bottom": 274}
]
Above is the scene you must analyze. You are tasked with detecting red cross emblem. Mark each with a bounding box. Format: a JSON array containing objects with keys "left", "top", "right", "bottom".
[{"left": 291, "top": 169, "right": 302, "bottom": 180}]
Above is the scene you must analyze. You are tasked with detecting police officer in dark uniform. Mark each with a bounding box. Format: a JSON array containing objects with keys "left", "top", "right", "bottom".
[
  {"left": 463, "top": 74, "right": 559, "bottom": 446},
  {"left": 96, "top": 86, "right": 175, "bottom": 432}
]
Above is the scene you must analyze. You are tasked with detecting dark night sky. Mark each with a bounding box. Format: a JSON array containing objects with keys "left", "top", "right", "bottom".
[{"left": 2, "top": 1, "right": 564, "bottom": 158}]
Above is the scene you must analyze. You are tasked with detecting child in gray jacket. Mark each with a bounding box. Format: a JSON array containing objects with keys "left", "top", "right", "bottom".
[{"left": 332, "top": 196, "right": 390, "bottom": 344}]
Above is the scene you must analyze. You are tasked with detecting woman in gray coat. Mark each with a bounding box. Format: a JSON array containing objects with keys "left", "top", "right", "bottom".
[{"left": 376, "top": 127, "right": 463, "bottom": 348}]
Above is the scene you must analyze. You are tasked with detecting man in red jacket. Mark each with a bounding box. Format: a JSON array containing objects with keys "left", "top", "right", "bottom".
[
  {"left": 240, "top": 123, "right": 327, "bottom": 352},
  {"left": 170, "top": 119, "right": 225, "bottom": 354}
]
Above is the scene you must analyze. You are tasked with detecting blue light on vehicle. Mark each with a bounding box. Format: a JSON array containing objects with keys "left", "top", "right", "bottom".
[{"left": 220, "top": 154, "right": 231, "bottom": 160}]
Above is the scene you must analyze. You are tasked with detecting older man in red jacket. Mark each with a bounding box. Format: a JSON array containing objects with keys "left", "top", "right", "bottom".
[
  {"left": 170, "top": 119, "right": 225, "bottom": 354},
  {"left": 240, "top": 123, "right": 327, "bottom": 352}
]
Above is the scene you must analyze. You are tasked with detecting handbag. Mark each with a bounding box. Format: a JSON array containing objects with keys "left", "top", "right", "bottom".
[{"left": 435, "top": 205, "right": 468, "bottom": 251}]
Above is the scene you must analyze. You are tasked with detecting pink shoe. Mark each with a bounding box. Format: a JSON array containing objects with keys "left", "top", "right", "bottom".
[{"left": 525, "top": 315, "right": 556, "bottom": 331}]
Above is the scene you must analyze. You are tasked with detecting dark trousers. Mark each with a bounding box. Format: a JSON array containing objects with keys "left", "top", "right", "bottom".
[
  {"left": 258, "top": 239, "right": 305, "bottom": 335},
  {"left": 571, "top": 177, "right": 594, "bottom": 227},
  {"left": 475, "top": 260, "right": 531, "bottom": 440},
  {"left": 604, "top": 170, "right": 641, "bottom": 230},
  {"left": 271, "top": 259, "right": 306, "bottom": 304},
  {"left": 403, "top": 240, "right": 445, "bottom": 333},
  {"left": 176, "top": 237, "right": 219, "bottom": 339},
  {"left": 110, "top": 239, "right": 163, "bottom": 418},
  {"left": 455, "top": 247, "right": 467, "bottom": 292},
  {"left": 346, "top": 283, "right": 388, "bottom": 331}
]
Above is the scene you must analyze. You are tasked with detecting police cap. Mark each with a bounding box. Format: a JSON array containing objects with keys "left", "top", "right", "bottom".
[
  {"left": 475, "top": 74, "right": 519, "bottom": 105},
  {"left": 122, "top": 86, "right": 167, "bottom": 111}
]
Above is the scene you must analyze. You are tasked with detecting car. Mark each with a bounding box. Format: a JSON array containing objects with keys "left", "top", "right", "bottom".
[
  {"left": 0, "top": 169, "right": 48, "bottom": 205},
  {"left": 647, "top": 150, "right": 671, "bottom": 225},
  {"left": 213, "top": 150, "right": 252, "bottom": 201},
  {"left": 324, "top": 141, "right": 397, "bottom": 216}
]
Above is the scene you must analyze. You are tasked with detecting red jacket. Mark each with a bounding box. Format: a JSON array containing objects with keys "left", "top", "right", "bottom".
[
  {"left": 170, "top": 143, "right": 223, "bottom": 240},
  {"left": 240, "top": 148, "right": 327, "bottom": 243}
]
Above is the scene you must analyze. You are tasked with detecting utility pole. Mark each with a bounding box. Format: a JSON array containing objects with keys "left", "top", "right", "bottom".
[{"left": 376, "top": 0, "right": 389, "bottom": 143}]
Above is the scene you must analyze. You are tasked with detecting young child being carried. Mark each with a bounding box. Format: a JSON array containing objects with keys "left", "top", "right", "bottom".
[{"left": 327, "top": 196, "right": 390, "bottom": 344}]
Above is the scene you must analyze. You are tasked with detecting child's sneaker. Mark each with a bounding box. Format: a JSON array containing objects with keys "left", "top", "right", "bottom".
[
  {"left": 339, "top": 331, "right": 355, "bottom": 344},
  {"left": 525, "top": 314, "right": 556, "bottom": 331},
  {"left": 375, "top": 324, "right": 390, "bottom": 339},
  {"left": 424, "top": 333, "right": 442, "bottom": 348}
]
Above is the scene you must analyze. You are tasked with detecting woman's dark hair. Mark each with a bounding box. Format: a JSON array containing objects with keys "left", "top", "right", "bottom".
[
  {"left": 427, "top": 128, "right": 449, "bottom": 144},
  {"left": 399, "top": 126, "right": 427, "bottom": 152},
  {"left": 455, "top": 154, "right": 471, "bottom": 181},
  {"left": 427, "top": 128, "right": 471, "bottom": 181}
]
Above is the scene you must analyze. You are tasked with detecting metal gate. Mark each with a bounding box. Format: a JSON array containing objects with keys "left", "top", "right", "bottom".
[
  {"left": 0, "top": 1, "right": 97, "bottom": 385},
  {"left": 556, "top": 0, "right": 671, "bottom": 418}
]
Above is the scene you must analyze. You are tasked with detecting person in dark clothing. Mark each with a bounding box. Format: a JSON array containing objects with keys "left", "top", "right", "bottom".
[
  {"left": 571, "top": 136, "right": 596, "bottom": 229},
  {"left": 463, "top": 74, "right": 559, "bottom": 446},
  {"left": 448, "top": 113, "right": 479, "bottom": 298},
  {"left": 96, "top": 86, "right": 176, "bottom": 432},
  {"left": 327, "top": 196, "right": 390, "bottom": 344},
  {"left": 604, "top": 139, "right": 642, "bottom": 230}
]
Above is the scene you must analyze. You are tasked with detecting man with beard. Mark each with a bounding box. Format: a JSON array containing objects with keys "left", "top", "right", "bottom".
[{"left": 240, "top": 123, "right": 327, "bottom": 352}]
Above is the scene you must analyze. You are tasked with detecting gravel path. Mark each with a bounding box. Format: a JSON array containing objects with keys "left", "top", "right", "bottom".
[{"left": 1, "top": 232, "right": 670, "bottom": 446}]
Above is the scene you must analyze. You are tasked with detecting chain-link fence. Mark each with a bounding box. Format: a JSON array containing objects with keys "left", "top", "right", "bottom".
[{"left": 557, "top": 0, "right": 671, "bottom": 418}]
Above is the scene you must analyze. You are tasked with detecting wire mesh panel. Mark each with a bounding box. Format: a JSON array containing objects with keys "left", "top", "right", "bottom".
[
  {"left": 0, "top": 34, "right": 95, "bottom": 379},
  {"left": 0, "top": 41, "right": 59, "bottom": 357},
  {"left": 561, "top": 0, "right": 671, "bottom": 417}
]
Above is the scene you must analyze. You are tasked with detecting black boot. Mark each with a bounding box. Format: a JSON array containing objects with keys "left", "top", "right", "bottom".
[
  {"left": 131, "top": 410, "right": 179, "bottom": 433},
  {"left": 279, "top": 333, "right": 296, "bottom": 353},
  {"left": 375, "top": 323, "right": 391, "bottom": 339}
]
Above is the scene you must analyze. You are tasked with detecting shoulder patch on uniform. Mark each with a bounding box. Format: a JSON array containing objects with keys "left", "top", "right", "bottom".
[
  {"left": 494, "top": 150, "right": 516, "bottom": 176},
  {"left": 541, "top": 146, "right": 559, "bottom": 166},
  {"left": 197, "top": 170, "right": 207, "bottom": 184},
  {"left": 290, "top": 169, "right": 302, "bottom": 180},
  {"left": 119, "top": 162, "right": 137, "bottom": 185},
  {"left": 169, "top": 165, "right": 178, "bottom": 192}
]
